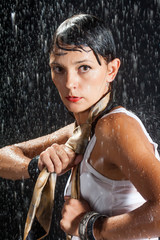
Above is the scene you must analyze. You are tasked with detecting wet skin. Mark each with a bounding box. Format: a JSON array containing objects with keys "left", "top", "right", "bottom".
[{"left": 49, "top": 46, "right": 120, "bottom": 125}]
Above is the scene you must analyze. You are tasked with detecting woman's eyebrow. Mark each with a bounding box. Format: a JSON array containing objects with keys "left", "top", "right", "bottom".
[
  {"left": 49, "top": 61, "right": 63, "bottom": 67},
  {"left": 54, "top": 52, "right": 68, "bottom": 56},
  {"left": 73, "top": 59, "right": 94, "bottom": 64},
  {"left": 50, "top": 59, "right": 93, "bottom": 66}
]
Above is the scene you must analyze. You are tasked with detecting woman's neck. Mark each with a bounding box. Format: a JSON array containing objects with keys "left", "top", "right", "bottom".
[
  {"left": 74, "top": 110, "right": 90, "bottom": 125},
  {"left": 73, "top": 91, "right": 112, "bottom": 125}
]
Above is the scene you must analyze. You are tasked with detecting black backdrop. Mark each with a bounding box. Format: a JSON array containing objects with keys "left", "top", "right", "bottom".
[{"left": 0, "top": 0, "right": 160, "bottom": 239}]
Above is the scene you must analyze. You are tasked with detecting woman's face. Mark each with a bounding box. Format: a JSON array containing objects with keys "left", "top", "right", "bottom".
[{"left": 50, "top": 46, "right": 116, "bottom": 120}]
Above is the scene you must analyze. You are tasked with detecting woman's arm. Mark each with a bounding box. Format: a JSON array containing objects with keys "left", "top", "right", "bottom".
[
  {"left": 0, "top": 123, "right": 74, "bottom": 180},
  {"left": 61, "top": 113, "right": 160, "bottom": 239},
  {"left": 94, "top": 113, "right": 160, "bottom": 239}
]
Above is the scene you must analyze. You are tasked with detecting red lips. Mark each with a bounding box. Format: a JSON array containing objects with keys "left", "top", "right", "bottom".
[{"left": 66, "top": 96, "right": 82, "bottom": 102}]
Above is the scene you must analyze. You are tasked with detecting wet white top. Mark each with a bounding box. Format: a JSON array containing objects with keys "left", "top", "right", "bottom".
[{"left": 65, "top": 108, "right": 160, "bottom": 240}]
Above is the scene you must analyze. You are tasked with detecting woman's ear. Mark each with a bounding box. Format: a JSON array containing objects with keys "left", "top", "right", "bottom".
[{"left": 107, "top": 58, "right": 121, "bottom": 82}]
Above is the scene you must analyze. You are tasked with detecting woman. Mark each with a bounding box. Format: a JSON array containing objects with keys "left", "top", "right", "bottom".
[{"left": 1, "top": 14, "right": 160, "bottom": 239}]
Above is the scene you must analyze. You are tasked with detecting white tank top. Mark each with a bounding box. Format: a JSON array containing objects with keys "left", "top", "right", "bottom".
[{"left": 64, "top": 108, "right": 160, "bottom": 240}]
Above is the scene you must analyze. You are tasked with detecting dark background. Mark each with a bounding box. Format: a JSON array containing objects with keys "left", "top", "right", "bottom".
[{"left": 0, "top": 0, "right": 160, "bottom": 239}]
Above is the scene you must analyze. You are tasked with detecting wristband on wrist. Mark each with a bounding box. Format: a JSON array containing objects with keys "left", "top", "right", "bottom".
[
  {"left": 86, "top": 213, "right": 106, "bottom": 240},
  {"left": 28, "top": 156, "right": 40, "bottom": 181},
  {"left": 79, "top": 211, "right": 99, "bottom": 240}
]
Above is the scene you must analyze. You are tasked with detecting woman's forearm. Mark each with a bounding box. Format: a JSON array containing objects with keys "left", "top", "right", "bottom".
[
  {"left": 94, "top": 201, "right": 160, "bottom": 239},
  {"left": 0, "top": 123, "right": 74, "bottom": 180},
  {"left": 15, "top": 123, "right": 74, "bottom": 159}
]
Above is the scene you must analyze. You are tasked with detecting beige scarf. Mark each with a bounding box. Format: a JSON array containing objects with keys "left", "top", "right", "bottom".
[{"left": 23, "top": 92, "right": 111, "bottom": 240}]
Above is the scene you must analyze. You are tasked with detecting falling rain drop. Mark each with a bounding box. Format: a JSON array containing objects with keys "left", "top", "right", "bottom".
[{"left": 11, "top": 12, "right": 16, "bottom": 28}]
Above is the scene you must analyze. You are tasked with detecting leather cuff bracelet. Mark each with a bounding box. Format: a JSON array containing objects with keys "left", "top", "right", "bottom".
[
  {"left": 86, "top": 213, "right": 106, "bottom": 240},
  {"left": 28, "top": 156, "right": 40, "bottom": 181},
  {"left": 79, "top": 212, "right": 100, "bottom": 240}
]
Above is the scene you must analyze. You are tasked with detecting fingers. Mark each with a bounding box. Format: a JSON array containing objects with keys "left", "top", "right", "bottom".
[
  {"left": 38, "top": 143, "right": 76, "bottom": 174},
  {"left": 62, "top": 198, "right": 91, "bottom": 217},
  {"left": 60, "top": 198, "right": 81, "bottom": 236},
  {"left": 38, "top": 151, "right": 54, "bottom": 172},
  {"left": 63, "top": 145, "right": 76, "bottom": 160},
  {"left": 60, "top": 198, "right": 91, "bottom": 236}
]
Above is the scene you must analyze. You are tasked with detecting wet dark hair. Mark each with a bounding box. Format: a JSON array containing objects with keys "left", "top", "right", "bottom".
[{"left": 50, "top": 14, "right": 116, "bottom": 65}]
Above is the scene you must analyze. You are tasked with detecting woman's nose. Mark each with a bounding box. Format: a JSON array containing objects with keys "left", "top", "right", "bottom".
[{"left": 65, "top": 71, "right": 78, "bottom": 89}]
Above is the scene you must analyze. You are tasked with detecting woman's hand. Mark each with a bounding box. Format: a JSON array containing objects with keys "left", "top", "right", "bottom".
[
  {"left": 60, "top": 197, "right": 91, "bottom": 236},
  {"left": 38, "top": 143, "right": 82, "bottom": 174}
]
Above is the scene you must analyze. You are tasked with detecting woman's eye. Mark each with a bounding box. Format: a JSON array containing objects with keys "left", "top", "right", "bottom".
[
  {"left": 52, "top": 66, "right": 64, "bottom": 74},
  {"left": 79, "top": 65, "right": 91, "bottom": 73}
]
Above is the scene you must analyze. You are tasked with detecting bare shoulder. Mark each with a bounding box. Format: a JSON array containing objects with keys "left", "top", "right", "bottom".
[
  {"left": 95, "top": 109, "right": 156, "bottom": 166},
  {"left": 95, "top": 110, "right": 143, "bottom": 139},
  {"left": 95, "top": 108, "right": 158, "bottom": 170}
]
